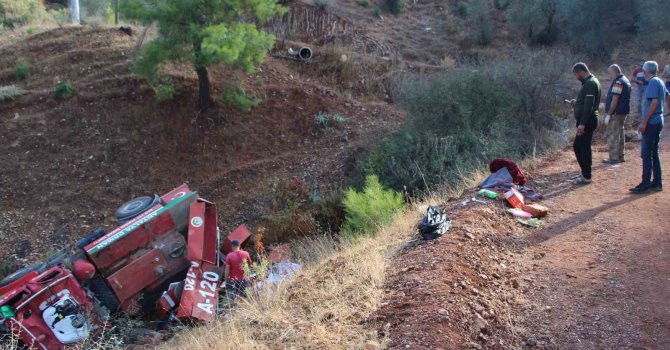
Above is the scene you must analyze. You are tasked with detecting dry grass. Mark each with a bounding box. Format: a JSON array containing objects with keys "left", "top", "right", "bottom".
[
  {"left": 164, "top": 207, "right": 424, "bottom": 350},
  {"left": 163, "top": 170, "right": 486, "bottom": 350}
]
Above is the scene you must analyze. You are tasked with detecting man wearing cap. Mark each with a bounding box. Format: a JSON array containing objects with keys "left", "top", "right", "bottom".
[
  {"left": 603, "top": 64, "right": 631, "bottom": 164},
  {"left": 571, "top": 62, "right": 601, "bottom": 185},
  {"left": 224, "top": 239, "right": 253, "bottom": 299},
  {"left": 630, "top": 61, "right": 664, "bottom": 194}
]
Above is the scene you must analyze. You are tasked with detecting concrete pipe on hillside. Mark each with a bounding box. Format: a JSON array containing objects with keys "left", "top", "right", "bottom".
[{"left": 288, "top": 47, "right": 313, "bottom": 60}]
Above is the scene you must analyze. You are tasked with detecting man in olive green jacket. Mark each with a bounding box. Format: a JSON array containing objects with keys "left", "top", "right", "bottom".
[{"left": 571, "top": 62, "right": 601, "bottom": 185}]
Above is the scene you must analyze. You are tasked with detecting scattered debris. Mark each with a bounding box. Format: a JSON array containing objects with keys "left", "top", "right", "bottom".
[
  {"left": 522, "top": 204, "right": 549, "bottom": 218},
  {"left": 418, "top": 206, "right": 452, "bottom": 240},
  {"left": 516, "top": 218, "right": 543, "bottom": 228},
  {"left": 507, "top": 208, "right": 532, "bottom": 219},
  {"left": 477, "top": 189, "right": 498, "bottom": 199},
  {"left": 504, "top": 188, "right": 525, "bottom": 208}
]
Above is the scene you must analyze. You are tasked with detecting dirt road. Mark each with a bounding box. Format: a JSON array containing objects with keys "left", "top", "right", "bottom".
[
  {"left": 518, "top": 130, "right": 670, "bottom": 349},
  {"left": 374, "top": 130, "right": 669, "bottom": 349}
]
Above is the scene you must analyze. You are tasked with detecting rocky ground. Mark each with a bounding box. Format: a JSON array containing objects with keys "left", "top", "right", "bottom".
[{"left": 372, "top": 131, "right": 669, "bottom": 349}]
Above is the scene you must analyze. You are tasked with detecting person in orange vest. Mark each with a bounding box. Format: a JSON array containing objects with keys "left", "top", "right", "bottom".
[{"left": 224, "top": 240, "right": 252, "bottom": 300}]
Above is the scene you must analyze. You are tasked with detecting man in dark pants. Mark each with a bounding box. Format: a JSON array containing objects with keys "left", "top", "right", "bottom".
[
  {"left": 630, "top": 61, "right": 664, "bottom": 193},
  {"left": 571, "top": 62, "right": 601, "bottom": 185}
]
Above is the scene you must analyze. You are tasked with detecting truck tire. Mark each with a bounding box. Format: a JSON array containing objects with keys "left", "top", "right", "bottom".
[
  {"left": 115, "top": 194, "right": 160, "bottom": 224},
  {"left": 87, "top": 276, "right": 120, "bottom": 313}
]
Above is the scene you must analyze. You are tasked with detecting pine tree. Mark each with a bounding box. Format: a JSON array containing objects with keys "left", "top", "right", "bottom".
[{"left": 121, "top": 0, "right": 285, "bottom": 110}]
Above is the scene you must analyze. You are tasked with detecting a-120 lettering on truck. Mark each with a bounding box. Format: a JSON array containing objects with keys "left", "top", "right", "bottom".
[{"left": 0, "top": 184, "right": 252, "bottom": 349}]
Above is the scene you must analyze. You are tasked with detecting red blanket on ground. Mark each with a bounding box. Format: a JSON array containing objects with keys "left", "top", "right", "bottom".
[{"left": 489, "top": 158, "right": 527, "bottom": 185}]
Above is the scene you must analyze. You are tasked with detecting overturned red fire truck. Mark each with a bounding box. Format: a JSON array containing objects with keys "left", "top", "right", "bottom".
[{"left": 0, "top": 184, "right": 252, "bottom": 349}]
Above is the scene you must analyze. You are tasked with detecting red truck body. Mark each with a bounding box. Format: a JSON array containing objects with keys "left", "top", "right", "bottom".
[{"left": 0, "top": 184, "right": 252, "bottom": 349}]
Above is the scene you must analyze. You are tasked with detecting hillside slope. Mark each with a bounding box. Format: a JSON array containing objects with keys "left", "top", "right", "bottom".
[{"left": 0, "top": 26, "right": 402, "bottom": 264}]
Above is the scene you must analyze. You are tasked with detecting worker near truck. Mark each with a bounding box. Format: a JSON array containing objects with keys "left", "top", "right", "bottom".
[
  {"left": 224, "top": 239, "right": 253, "bottom": 299},
  {"left": 603, "top": 64, "right": 631, "bottom": 164},
  {"left": 571, "top": 62, "right": 601, "bottom": 185}
]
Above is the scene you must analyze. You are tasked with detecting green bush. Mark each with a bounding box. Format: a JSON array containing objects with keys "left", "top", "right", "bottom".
[
  {"left": 467, "top": 0, "right": 493, "bottom": 45},
  {"left": 365, "top": 50, "right": 570, "bottom": 196},
  {"left": 373, "top": 6, "right": 382, "bottom": 17},
  {"left": 634, "top": 0, "right": 670, "bottom": 49},
  {"left": 153, "top": 83, "right": 177, "bottom": 101},
  {"left": 383, "top": 0, "right": 406, "bottom": 15},
  {"left": 54, "top": 81, "right": 75, "bottom": 100},
  {"left": 81, "top": 0, "right": 114, "bottom": 24},
  {"left": 14, "top": 60, "right": 29, "bottom": 79},
  {"left": 341, "top": 175, "right": 405, "bottom": 236},
  {"left": 0, "top": 0, "right": 45, "bottom": 29},
  {"left": 219, "top": 84, "right": 261, "bottom": 112},
  {"left": 47, "top": 8, "right": 70, "bottom": 28},
  {"left": 315, "top": 112, "right": 348, "bottom": 130},
  {"left": 0, "top": 85, "right": 25, "bottom": 102}
]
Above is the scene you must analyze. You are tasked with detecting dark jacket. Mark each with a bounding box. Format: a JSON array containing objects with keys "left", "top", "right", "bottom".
[
  {"left": 574, "top": 75, "right": 601, "bottom": 126},
  {"left": 605, "top": 75, "right": 631, "bottom": 115}
]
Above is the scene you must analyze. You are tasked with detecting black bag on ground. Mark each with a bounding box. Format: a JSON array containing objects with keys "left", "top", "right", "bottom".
[{"left": 419, "top": 206, "right": 452, "bottom": 240}]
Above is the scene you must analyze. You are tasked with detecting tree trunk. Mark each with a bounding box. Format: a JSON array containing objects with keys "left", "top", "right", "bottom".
[
  {"left": 114, "top": 0, "right": 120, "bottom": 25},
  {"left": 196, "top": 67, "right": 211, "bottom": 111},
  {"left": 70, "top": 0, "right": 80, "bottom": 25}
]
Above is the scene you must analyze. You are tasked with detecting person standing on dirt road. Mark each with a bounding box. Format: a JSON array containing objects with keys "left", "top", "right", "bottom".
[
  {"left": 224, "top": 239, "right": 253, "bottom": 300},
  {"left": 603, "top": 64, "right": 631, "bottom": 164},
  {"left": 571, "top": 62, "right": 601, "bottom": 185},
  {"left": 630, "top": 61, "right": 664, "bottom": 194},
  {"left": 631, "top": 61, "right": 647, "bottom": 118},
  {"left": 662, "top": 56, "right": 670, "bottom": 107}
]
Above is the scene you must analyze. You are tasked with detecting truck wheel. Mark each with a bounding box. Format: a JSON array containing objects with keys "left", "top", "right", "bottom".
[
  {"left": 0, "top": 265, "right": 37, "bottom": 287},
  {"left": 87, "top": 276, "right": 120, "bottom": 313},
  {"left": 115, "top": 194, "right": 160, "bottom": 224}
]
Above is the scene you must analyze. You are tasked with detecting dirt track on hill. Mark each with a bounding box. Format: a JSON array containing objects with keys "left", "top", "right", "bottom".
[{"left": 374, "top": 130, "right": 669, "bottom": 349}]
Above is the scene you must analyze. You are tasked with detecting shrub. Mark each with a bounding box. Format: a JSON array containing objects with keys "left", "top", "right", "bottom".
[
  {"left": 373, "top": 6, "right": 382, "bottom": 17},
  {"left": 314, "top": 112, "right": 348, "bottom": 130},
  {"left": 634, "top": 0, "right": 670, "bottom": 49},
  {"left": 14, "top": 60, "right": 29, "bottom": 79},
  {"left": 341, "top": 175, "right": 405, "bottom": 236},
  {"left": 0, "top": 85, "right": 25, "bottom": 102},
  {"left": 262, "top": 178, "right": 318, "bottom": 241},
  {"left": 0, "top": 0, "right": 45, "bottom": 29},
  {"left": 365, "top": 50, "right": 571, "bottom": 196},
  {"left": 383, "top": 0, "right": 406, "bottom": 15},
  {"left": 54, "top": 81, "right": 74, "bottom": 100},
  {"left": 356, "top": 0, "right": 369, "bottom": 7},
  {"left": 219, "top": 84, "right": 261, "bottom": 112},
  {"left": 153, "top": 83, "right": 177, "bottom": 101},
  {"left": 47, "top": 8, "right": 70, "bottom": 28},
  {"left": 467, "top": 0, "right": 493, "bottom": 45},
  {"left": 25, "top": 26, "right": 34, "bottom": 34},
  {"left": 313, "top": 0, "right": 331, "bottom": 11},
  {"left": 81, "top": 0, "right": 114, "bottom": 24}
]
